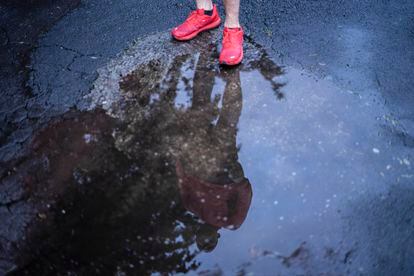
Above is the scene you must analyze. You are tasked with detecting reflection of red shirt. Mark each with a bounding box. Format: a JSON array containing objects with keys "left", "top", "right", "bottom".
[{"left": 176, "top": 162, "right": 252, "bottom": 230}]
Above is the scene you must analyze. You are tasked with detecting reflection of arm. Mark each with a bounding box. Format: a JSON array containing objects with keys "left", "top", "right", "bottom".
[{"left": 161, "top": 55, "right": 190, "bottom": 106}]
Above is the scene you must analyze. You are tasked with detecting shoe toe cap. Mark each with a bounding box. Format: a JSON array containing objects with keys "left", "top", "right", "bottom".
[
  {"left": 172, "top": 27, "right": 183, "bottom": 37},
  {"left": 220, "top": 49, "right": 242, "bottom": 64}
]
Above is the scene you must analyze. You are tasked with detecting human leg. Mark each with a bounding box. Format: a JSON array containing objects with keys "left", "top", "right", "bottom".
[{"left": 223, "top": 0, "right": 240, "bottom": 28}]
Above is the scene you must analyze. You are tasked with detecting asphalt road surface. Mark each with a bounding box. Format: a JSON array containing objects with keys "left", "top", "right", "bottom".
[{"left": 1, "top": 0, "right": 413, "bottom": 275}]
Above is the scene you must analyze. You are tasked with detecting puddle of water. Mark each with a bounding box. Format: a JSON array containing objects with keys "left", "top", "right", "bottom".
[{"left": 7, "top": 32, "right": 413, "bottom": 275}]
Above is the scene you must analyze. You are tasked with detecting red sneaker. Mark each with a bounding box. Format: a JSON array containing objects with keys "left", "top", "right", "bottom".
[
  {"left": 172, "top": 5, "right": 221, "bottom": 41},
  {"left": 219, "top": 27, "right": 244, "bottom": 66}
]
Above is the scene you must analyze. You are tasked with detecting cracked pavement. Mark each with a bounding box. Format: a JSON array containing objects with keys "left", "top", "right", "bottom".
[{"left": 1, "top": 0, "right": 414, "bottom": 275}]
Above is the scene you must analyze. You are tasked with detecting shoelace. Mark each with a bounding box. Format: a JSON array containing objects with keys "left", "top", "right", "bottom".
[
  {"left": 186, "top": 10, "right": 203, "bottom": 26},
  {"left": 223, "top": 31, "right": 239, "bottom": 48}
]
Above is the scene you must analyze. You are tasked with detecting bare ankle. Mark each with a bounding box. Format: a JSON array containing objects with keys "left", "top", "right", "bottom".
[
  {"left": 224, "top": 21, "right": 240, "bottom": 28},
  {"left": 196, "top": 0, "right": 213, "bottom": 10}
]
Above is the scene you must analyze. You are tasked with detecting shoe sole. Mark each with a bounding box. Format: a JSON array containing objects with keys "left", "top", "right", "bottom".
[{"left": 172, "top": 19, "right": 221, "bottom": 41}]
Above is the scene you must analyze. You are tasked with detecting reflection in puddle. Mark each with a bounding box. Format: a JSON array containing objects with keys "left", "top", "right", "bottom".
[
  {"left": 10, "top": 38, "right": 283, "bottom": 275},
  {"left": 5, "top": 32, "right": 413, "bottom": 275}
]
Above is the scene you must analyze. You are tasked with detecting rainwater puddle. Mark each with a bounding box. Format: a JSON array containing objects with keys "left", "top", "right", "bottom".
[{"left": 10, "top": 32, "right": 413, "bottom": 275}]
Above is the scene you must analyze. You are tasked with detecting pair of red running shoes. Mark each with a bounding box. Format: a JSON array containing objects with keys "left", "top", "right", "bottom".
[{"left": 171, "top": 5, "right": 243, "bottom": 66}]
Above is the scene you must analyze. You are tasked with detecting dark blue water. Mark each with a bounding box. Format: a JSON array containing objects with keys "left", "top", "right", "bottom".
[{"left": 10, "top": 32, "right": 413, "bottom": 275}]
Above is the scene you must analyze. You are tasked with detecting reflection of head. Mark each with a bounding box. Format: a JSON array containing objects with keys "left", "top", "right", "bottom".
[
  {"left": 176, "top": 162, "right": 253, "bottom": 230},
  {"left": 196, "top": 224, "right": 220, "bottom": 252}
]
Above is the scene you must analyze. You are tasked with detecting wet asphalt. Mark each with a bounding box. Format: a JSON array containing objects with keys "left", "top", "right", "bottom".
[{"left": 1, "top": 0, "right": 414, "bottom": 275}]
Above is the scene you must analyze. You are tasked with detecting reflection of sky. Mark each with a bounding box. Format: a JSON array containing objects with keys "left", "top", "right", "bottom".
[
  {"left": 210, "top": 76, "right": 225, "bottom": 126},
  {"left": 175, "top": 66, "right": 226, "bottom": 113},
  {"left": 191, "top": 67, "right": 413, "bottom": 275},
  {"left": 175, "top": 56, "right": 196, "bottom": 109},
  {"left": 210, "top": 76, "right": 225, "bottom": 109}
]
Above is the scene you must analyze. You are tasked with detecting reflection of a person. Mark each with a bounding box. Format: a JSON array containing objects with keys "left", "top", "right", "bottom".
[
  {"left": 5, "top": 39, "right": 284, "bottom": 274},
  {"left": 173, "top": 51, "right": 253, "bottom": 252}
]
